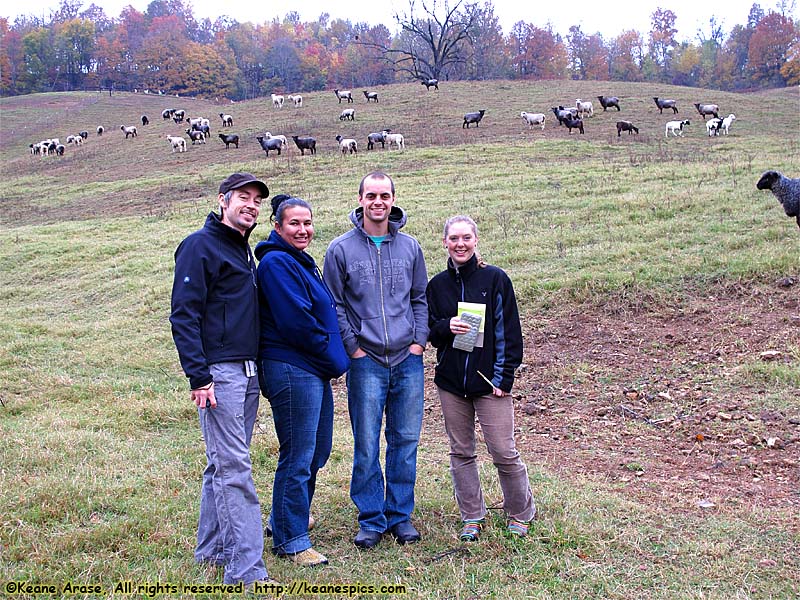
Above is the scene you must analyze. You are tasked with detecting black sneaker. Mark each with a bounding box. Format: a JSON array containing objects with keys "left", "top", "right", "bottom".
[
  {"left": 353, "top": 528, "right": 382, "bottom": 549},
  {"left": 389, "top": 521, "right": 421, "bottom": 545}
]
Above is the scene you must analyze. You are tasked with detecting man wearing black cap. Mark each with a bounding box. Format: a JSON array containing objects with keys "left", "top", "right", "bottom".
[{"left": 170, "top": 172, "right": 272, "bottom": 586}]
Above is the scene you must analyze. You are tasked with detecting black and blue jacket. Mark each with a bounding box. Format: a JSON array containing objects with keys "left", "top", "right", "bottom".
[
  {"left": 426, "top": 254, "right": 523, "bottom": 396},
  {"left": 255, "top": 231, "right": 350, "bottom": 380},
  {"left": 170, "top": 212, "right": 259, "bottom": 389}
]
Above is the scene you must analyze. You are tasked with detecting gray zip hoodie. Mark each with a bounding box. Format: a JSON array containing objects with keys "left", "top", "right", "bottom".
[{"left": 323, "top": 205, "right": 429, "bottom": 368}]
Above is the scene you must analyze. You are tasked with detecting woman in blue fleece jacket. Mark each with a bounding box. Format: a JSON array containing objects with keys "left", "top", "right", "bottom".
[{"left": 255, "top": 196, "right": 349, "bottom": 567}]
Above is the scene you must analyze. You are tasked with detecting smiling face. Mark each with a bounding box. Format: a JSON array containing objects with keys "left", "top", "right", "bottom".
[
  {"left": 275, "top": 205, "right": 313, "bottom": 251},
  {"left": 358, "top": 175, "right": 395, "bottom": 235},
  {"left": 219, "top": 184, "right": 263, "bottom": 235},
  {"left": 444, "top": 220, "right": 478, "bottom": 266}
]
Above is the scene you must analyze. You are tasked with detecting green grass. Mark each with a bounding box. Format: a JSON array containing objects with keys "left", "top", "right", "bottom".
[{"left": 1, "top": 80, "right": 798, "bottom": 599}]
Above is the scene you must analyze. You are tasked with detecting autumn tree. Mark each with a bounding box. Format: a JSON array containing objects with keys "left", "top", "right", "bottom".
[
  {"left": 781, "top": 39, "right": 800, "bottom": 85},
  {"left": 180, "top": 40, "right": 236, "bottom": 96},
  {"left": 507, "top": 21, "right": 567, "bottom": 79},
  {"left": 748, "top": 11, "right": 797, "bottom": 87},
  {"left": 55, "top": 19, "right": 96, "bottom": 90},
  {"left": 459, "top": 1, "right": 509, "bottom": 80},
  {"left": 566, "top": 25, "right": 607, "bottom": 80},
  {"left": 608, "top": 30, "right": 644, "bottom": 81},
  {"left": 135, "top": 14, "right": 189, "bottom": 92},
  {"left": 20, "top": 27, "right": 58, "bottom": 92},
  {"left": 648, "top": 7, "right": 678, "bottom": 81}
]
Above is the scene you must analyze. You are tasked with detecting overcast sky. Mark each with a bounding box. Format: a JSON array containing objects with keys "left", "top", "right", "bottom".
[{"left": 5, "top": 0, "right": 792, "bottom": 41}]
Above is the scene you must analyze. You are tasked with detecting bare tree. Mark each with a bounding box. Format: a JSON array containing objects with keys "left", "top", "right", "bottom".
[{"left": 357, "top": 0, "right": 479, "bottom": 81}]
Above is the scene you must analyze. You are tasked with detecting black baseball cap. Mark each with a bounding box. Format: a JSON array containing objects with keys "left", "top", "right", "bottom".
[{"left": 218, "top": 172, "right": 269, "bottom": 197}]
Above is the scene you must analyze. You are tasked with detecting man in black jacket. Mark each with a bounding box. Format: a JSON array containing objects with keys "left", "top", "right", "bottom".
[{"left": 170, "top": 172, "right": 272, "bottom": 586}]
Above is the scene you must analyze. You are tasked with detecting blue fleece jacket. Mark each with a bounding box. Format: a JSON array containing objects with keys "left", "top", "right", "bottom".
[{"left": 255, "top": 230, "right": 350, "bottom": 380}]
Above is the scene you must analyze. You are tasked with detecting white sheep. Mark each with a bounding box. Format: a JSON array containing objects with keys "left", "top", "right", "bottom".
[
  {"left": 576, "top": 99, "right": 594, "bottom": 118},
  {"left": 287, "top": 94, "right": 303, "bottom": 107},
  {"left": 264, "top": 132, "right": 288, "bottom": 147},
  {"left": 219, "top": 113, "right": 234, "bottom": 127},
  {"left": 96, "top": 126, "right": 104, "bottom": 136},
  {"left": 384, "top": 131, "right": 405, "bottom": 150},
  {"left": 166, "top": 135, "right": 187, "bottom": 153},
  {"left": 121, "top": 125, "right": 137, "bottom": 138},
  {"left": 271, "top": 93, "right": 284, "bottom": 108},
  {"left": 336, "top": 135, "right": 358, "bottom": 154},
  {"left": 721, "top": 114, "right": 736, "bottom": 135},
  {"left": 334, "top": 89, "right": 353, "bottom": 103},
  {"left": 665, "top": 120, "right": 691, "bottom": 137},
  {"left": 340, "top": 108, "right": 355, "bottom": 121},
  {"left": 520, "top": 111, "right": 546, "bottom": 130},
  {"left": 705, "top": 118, "right": 723, "bottom": 136}
]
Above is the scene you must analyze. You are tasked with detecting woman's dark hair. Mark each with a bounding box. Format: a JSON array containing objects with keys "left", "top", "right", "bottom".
[{"left": 271, "top": 194, "right": 313, "bottom": 224}]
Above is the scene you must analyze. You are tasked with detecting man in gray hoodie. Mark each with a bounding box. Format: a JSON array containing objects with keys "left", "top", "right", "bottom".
[{"left": 323, "top": 171, "right": 429, "bottom": 549}]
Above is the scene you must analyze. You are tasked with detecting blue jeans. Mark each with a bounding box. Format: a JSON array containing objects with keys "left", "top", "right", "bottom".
[
  {"left": 195, "top": 361, "right": 268, "bottom": 585},
  {"left": 259, "top": 360, "right": 333, "bottom": 555},
  {"left": 346, "top": 352, "right": 424, "bottom": 532}
]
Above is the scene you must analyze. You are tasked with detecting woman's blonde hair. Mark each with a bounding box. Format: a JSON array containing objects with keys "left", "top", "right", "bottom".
[{"left": 443, "top": 215, "right": 486, "bottom": 267}]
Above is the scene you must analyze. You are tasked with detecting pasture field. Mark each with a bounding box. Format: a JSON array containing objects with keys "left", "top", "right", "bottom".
[{"left": 0, "top": 80, "right": 798, "bottom": 599}]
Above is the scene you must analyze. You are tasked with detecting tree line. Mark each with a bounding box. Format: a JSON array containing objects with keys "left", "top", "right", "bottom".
[{"left": 0, "top": 0, "right": 797, "bottom": 99}]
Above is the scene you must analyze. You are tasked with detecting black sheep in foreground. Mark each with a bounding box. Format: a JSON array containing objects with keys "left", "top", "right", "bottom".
[{"left": 757, "top": 171, "right": 800, "bottom": 229}]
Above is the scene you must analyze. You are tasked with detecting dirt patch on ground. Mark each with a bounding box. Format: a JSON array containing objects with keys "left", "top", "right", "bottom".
[{"left": 424, "top": 279, "right": 800, "bottom": 525}]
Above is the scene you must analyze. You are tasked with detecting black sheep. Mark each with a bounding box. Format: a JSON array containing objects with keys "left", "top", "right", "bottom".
[{"left": 757, "top": 171, "right": 800, "bottom": 229}]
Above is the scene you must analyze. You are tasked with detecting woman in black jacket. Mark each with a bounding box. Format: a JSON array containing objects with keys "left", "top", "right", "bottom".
[{"left": 426, "top": 215, "right": 535, "bottom": 541}]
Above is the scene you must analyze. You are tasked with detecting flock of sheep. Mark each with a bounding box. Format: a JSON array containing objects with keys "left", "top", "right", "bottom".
[
  {"left": 24, "top": 82, "right": 796, "bottom": 228},
  {"left": 30, "top": 86, "right": 746, "bottom": 161}
]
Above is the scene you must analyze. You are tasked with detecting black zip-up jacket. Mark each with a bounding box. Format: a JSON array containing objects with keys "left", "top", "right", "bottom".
[
  {"left": 170, "top": 212, "right": 259, "bottom": 389},
  {"left": 426, "top": 254, "right": 523, "bottom": 396}
]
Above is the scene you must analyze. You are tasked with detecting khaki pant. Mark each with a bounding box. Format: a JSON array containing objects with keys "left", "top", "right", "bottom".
[{"left": 437, "top": 387, "right": 535, "bottom": 522}]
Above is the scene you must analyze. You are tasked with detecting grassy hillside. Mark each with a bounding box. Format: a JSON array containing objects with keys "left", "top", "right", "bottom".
[{"left": 0, "top": 81, "right": 798, "bottom": 599}]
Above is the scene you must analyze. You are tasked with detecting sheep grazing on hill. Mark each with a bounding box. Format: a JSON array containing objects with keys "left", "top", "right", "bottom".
[
  {"left": 575, "top": 99, "right": 594, "bottom": 118},
  {"left": 79, "top": 130, "right": 89, "bottom": 139},
  {"left": 705, "top": 118, "right": 723, "bottom": 136},
  {"left": 219, "top": 113, "right": 234, "bottom": 127},
  {"left": 166, "top": 135, "right": 186, "bottom": 153},
  {"left": 141, "top": 115, "right": 149, "bottom": 126},
  {"left": 756, "top": 171, "right": 800, "bottom": 229},
  {"left": 665, "top": 120, "right": 690, "bottom": 137},
  {"left": 694, "top": 103, "right": 719, "bottom": 119},
  {"left": 287, "top": 94, "right": 303, "bottom": 107},
  {"left": 562, "top": 115, "right": 584, "bottom": 134},
  {"left": 336, "top": 135, "right": 358, "bottom": 154},
  {"left": 520, "top": 111, "right": 546, "bottom": 130},
  {"left": 96, "top": 126, "right": 104, "bottom": 136},
  {"left": 463, "top": 110, "right": 486, "bottom": 128},
  {"left": 367, "top": 130, "right": 389, "bottom": 150},
  {"left": 340, "top": 108, "right": 356, "bottom": 121},
  {"left": 551, "top": 106, "right": 577, "bottom": 126},
  {"left": 186, "top": 129, "right": 205, "bottom": 144},
  {"left": 334, "top": 89, "right": 353, "bottom": 103},
  {"left": 218, "top": 133, "right": 239, "bottom": 149},
  {"left": 271, "top": 93, "right": 284, "bottom": 108},
  {"left": 653, "top": 97, "right": 679, "bottom": 114},
  {"left": 721, "top": 114, "right": 736, "bottom": 135},
  {"left": 257, "top": 135, "right": 283, "bottom": 156},
  {"left": 384, "top": 132, "right": 405, "bottom": 150},
  {"left": 291, "top": 135, "right": 317, "bottom": 155},
  {"left": 421, "top": 78, "right": 439, "bottom": 90},
  {"left": 120, "top": 125, "right": 137, "bottom": 138},
  {"left": 264, "top": 132, "right": 288, "bottom": 148},
  {"left": 363, "top": 90, "right": 379, "bottom": 102},
  {"left": 616, "top": 121, "right": 638, "bottom": 136},
  {"left": 597, "top": 95, "right": 621, "bottom": 111}
]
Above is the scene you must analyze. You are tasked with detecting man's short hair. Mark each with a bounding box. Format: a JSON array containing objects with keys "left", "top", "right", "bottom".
[{"left": 359, "top": 171, "right": 394, "bottom": 197}]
